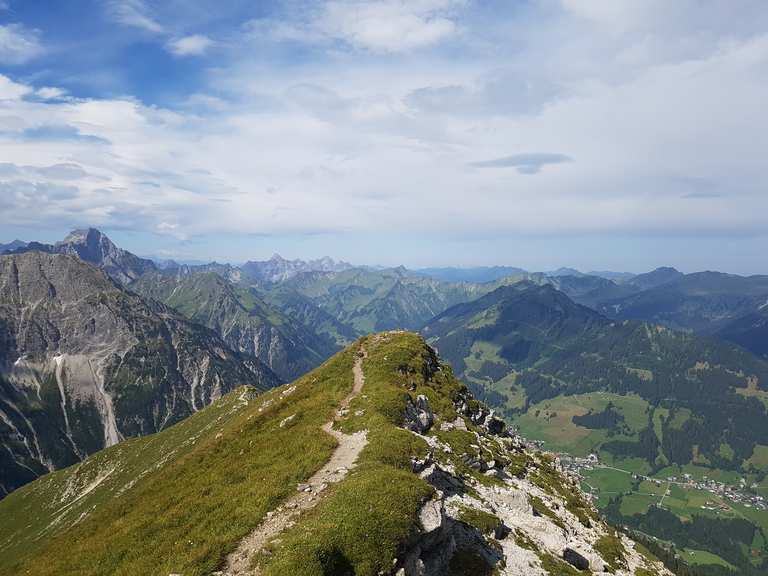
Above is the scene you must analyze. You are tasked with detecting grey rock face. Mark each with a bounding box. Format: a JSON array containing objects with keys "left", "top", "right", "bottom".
[
  {"left": 404, "top": 394, "right": 434, "bottom": 433},
  {"left": 54, "top": 228, "right": 156, "bottom": 284},
  {"left": 0, "top": 252, "right": 278, "bottom": 498},
  {"left": 240, "top": 254, "right": 353, "bottom": 283}
]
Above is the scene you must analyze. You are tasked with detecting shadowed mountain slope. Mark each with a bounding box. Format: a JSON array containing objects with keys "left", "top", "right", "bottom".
[
  {"left": 130, "top": 270, "right": 339, "bottom": 381},
  {"left": 0, "top": 252, "right": 278, "bottom": 497}
]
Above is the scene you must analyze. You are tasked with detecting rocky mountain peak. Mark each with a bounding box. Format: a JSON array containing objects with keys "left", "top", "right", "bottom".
[
  {"left": 60, "top": 227, "right": 102, "bottom": 244},
  {"left": 241, "top": 253, "right": 353, "bottom": 283},
  {"left": 54, "top": 228, "right": 155, "bottom": 284}
]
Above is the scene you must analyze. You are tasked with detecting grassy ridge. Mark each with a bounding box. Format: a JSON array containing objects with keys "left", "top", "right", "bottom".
[
  {"left": 259, "top": 332, "right": 466, "bottom": 575},
  {"left": 1, "top": 344, "right": 358, "bottom": 576}
]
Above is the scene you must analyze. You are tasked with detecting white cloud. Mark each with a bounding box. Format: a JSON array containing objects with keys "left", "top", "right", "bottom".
[
  {"left": 251, "top": 0, "right": 465, "bottom": 53},
  {"left": 105, "top": 0, "right": 164, "bottom": 33},
  {"left": 36, "top": 86, "right": 67, "bottom": 100},
  {"left": 166, "top": 34, "right": 214, "bottom": 57},
  {"left": 0, "top": 23, "right": 44, "bottom": 65},
  {"left": 0, "top": 74, "right": 31, "bottom": 100},
  {"left": 1, "top": 1, "right": 768, "bottom": 262},
  {"left": 316, "top": 0, "right": 461, "bottom": 52}
]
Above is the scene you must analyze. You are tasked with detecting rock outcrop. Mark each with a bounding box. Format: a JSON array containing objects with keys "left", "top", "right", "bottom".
[
  {"left": 404, "top": 394, "right": 434, "bottom": 433},
  {"left": 388, "top": 359, "right": 673, "bottom": 576}
]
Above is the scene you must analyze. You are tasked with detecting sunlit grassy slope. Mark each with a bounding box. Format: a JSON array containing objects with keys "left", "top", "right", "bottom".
[{"left": 0, "top": 341, "right": 357, "bottom": 575}]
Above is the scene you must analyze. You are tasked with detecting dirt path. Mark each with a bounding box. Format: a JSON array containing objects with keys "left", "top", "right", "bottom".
[{"left": 221, "top": 347, "right": 368, "bottom": 576}]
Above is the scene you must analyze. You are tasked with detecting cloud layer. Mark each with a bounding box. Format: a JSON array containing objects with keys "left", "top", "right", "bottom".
[{"left": 0, "top": 0, "right": 766, "bottom": 268}]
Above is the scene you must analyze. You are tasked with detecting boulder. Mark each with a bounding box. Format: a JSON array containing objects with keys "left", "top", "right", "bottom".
[
  {"left": 419, "top": 497, "right": 444, "bottom": 533},
  {"left": 405, "top": 395, "right": 434, "bottom": 433},
  {"left": 486, "top": 416, "right": 506, "bottom": 436},
  {"left": 411, "top": 451, "right": 433, "bottom": 473},
  {"left": 563, "top": 547, "right": 590, "bottom": 571},
  {"left": 420, "top": 463, "right": 465, "bottom": 495}
]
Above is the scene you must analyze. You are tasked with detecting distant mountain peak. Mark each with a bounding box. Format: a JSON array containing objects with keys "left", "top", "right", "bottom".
[
  {"left": 651, "top": 266, "right": 680, "bottom": 273},
  {"left": 241, "top": 253, "right": 353, "bottom": 283},
  {"left": 546, "top": 267, "right": 585, "bottom": 277},
  {"left": 8, "top": 227, "right": 156, "bottom": 284},
  {"left": 0, "top": 239, "right": 27, "bottom": 254},
  {"left": 625, "top": 266, "right": 684, "bottom": 290},
  {"left": 61, "top": 227, "right": 103, "bottom": 243},
  {"left": 58, "top": 227, "right": 118, "bottom": 255}
]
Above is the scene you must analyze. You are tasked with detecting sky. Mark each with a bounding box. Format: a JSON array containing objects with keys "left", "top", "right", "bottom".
[{"left": 0, "top": 0, "right": 767, "bottom": 273}]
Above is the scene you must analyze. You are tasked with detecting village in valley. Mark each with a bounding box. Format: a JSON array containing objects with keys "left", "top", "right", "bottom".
[{"left": 557, "top": 452, "right": 768, "bottom": 513}]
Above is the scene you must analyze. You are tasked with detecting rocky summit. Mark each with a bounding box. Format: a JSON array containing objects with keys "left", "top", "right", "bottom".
[
  {"left": 0, "top": 332, "right": 672, "bottom": 576},
  {"left": 0, "top": 251, "right": 278, "bottom": 497},
  {"left": 10, "top": 228, "right": 156, "bottom": 284}
]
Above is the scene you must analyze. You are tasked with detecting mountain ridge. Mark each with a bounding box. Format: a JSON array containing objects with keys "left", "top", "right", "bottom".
[
  {"left": 130, "top": 270, "right": 339, "bottom": 381},
  {"left": 0, "top": 251, "right": 278, "bottom": 497}
]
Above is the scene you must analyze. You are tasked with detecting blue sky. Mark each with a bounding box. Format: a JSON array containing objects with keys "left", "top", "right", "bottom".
[{"left": 1, "top": 0, "right": 767, "bottom": 273}]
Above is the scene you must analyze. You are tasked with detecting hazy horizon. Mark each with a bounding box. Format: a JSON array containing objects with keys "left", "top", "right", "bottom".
[{"left": 2, "top": 224, "right": 765, "bottom": 277}]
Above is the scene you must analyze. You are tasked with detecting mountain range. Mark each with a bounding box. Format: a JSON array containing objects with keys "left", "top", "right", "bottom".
[
  {"left": 0, "top": 251, "right": 278, "bottom": 497},
  {"left": 0, "top": 240, "right": 27, "bottom": 254},
  {"left": 240, "top": 253, "right": 353, "bottom": 283},
  {"left": 599, "top": 271, "right": 768, "bottom": 326},
  {"left": 3, "top": 227, "right": 768, "bottom": 574},
  {"left": 130, "top": 270, "right": 339, "bottom": 381},
  {"left": 414, "top": 265, "right": 527, "bottom": 283}
]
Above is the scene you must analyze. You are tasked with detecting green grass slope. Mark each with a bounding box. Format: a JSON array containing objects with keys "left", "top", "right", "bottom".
[{"left": 0, "top": 344, "right": 357, "bottom": 575}]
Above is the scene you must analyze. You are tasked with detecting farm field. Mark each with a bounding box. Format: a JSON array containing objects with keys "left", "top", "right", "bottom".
[{"left": 513, "top": 392, "right": 768, "bottom": 574}]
